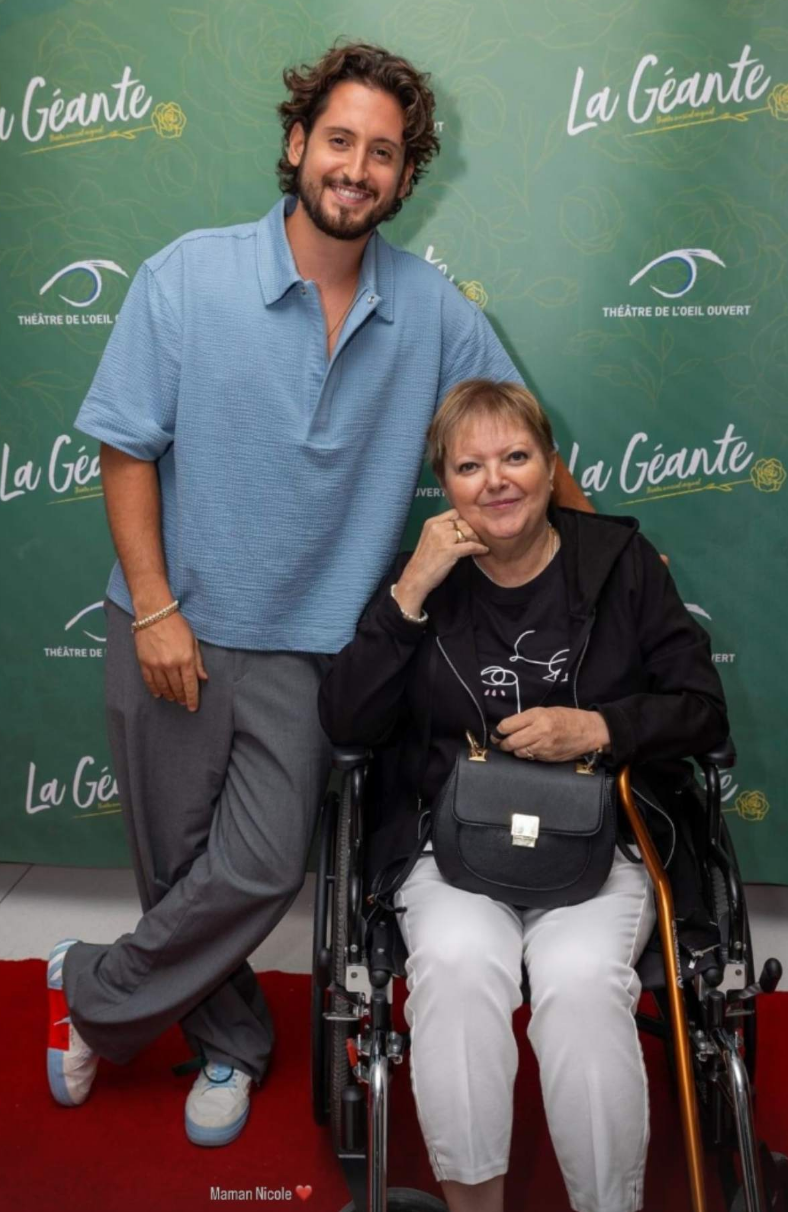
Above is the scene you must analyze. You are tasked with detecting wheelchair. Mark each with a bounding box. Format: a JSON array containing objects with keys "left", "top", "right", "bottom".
[{"left": 311, "top": 741, "right": 787, "bottom": 1212}]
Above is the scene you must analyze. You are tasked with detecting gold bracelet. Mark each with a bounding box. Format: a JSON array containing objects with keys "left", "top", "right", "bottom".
[{"left": 131, "top": 600, "right": 180, "bottom": 634}]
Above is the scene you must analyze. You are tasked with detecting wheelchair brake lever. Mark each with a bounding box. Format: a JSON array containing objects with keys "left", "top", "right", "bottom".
[
  {"left": 725, "top": 957, "right": 783, "bottom": 1004},
  {"left": 757, "top": 956, "right": 782, "bottom": 993}
]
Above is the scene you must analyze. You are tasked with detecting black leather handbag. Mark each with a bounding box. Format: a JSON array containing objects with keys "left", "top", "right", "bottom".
[{"left": 430, "top": 733, "right": 617, "bottom": 909}]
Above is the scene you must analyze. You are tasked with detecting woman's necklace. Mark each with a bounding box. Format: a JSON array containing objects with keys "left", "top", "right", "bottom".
[{"left": 473, "top": 522, "right": 560, "bottom": 587}]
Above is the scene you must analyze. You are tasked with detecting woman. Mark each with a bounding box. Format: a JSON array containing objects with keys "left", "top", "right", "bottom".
[{"left": 318, "top": 379, "right": 727, "bottom": 1212}]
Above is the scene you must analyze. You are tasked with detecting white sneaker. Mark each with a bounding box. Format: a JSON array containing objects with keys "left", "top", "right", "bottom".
[
  {"left": 47, "top": 940, "right": 99, "bottom": 1107},
  {"left": 184, "top": 1062, "right": 253, "bottom": 1146}
]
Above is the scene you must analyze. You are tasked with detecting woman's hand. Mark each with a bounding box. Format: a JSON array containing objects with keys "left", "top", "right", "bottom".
[
  {"left": 493, "top": 707, "right": 610, "bottom": 762},
  {"left": 393, "top": 509, "right": 488, "bottom": 618}
]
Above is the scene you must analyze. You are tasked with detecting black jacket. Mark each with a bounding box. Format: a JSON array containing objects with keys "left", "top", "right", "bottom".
[{"left": 318, "top": 509, "right": 729, "bottom": 880}]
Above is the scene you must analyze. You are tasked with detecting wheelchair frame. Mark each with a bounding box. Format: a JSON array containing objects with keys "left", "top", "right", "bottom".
[{"left": 312, "top": 747, "right": 786, "bottom": 1212}]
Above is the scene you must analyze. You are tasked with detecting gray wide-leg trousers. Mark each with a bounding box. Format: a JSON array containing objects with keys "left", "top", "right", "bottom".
[{"left": 63, "top": 601, "right": 333, "bottom": 1081}]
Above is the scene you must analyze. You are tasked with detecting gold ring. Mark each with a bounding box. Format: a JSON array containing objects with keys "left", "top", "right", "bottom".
[
  {"left": 454, "top": 524, "right": 465, "bottom": 543},
  {"left": 523, "top": 746, "right": 535, "bottom": 760}
]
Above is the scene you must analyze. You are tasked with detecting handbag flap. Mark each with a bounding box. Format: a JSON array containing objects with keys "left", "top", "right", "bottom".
[{"left": 449, "top": 750, "right": 608, "bottom": 836}]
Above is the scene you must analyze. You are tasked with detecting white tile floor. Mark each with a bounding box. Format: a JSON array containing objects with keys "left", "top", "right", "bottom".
[
  {"left": 1, "top": 863, "right": 787, "bottom": 977},
  {"left": 0, "top": 863, "right": 315, "bottom": 972}
]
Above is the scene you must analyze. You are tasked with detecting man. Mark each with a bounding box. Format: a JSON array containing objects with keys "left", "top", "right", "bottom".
[{"left": 47, "top": 42, "right": 590, "bottom": 1146}]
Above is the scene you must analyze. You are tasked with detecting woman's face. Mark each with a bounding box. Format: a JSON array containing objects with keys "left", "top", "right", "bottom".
[{"left": 442, "top": 414, "right": 555, "bottom": 547}]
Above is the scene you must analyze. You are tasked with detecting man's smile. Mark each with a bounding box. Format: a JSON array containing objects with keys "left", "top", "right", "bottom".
[{"left": 328, "top": 182, "right": 375, "bottom": 205}]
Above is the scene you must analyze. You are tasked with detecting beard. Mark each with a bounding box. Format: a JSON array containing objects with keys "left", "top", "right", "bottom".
[{"left": 295, "top": 160, "right": 402, "bottom": 241}]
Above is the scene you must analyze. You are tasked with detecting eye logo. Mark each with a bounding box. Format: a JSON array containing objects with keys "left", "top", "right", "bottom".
[
  {"left": 629, "top": 249, "right": 725, "bottom": 299},
  {"left": 65, "top": 602, "right": 106, "bottom": 643},
  {"left": 39, "top": 259, "right": 129, "bottom": 308},
  {"left": 685, "top": 603, "right": 712, "bottom": 621}
]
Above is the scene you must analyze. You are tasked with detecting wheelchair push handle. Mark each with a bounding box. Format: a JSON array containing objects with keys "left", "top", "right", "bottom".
[
  {"left": 332, "top": 746, "right": 370, "bottom": 772},
  {"left": 696, "top": 736, "right": 737, "bottom": 769}
]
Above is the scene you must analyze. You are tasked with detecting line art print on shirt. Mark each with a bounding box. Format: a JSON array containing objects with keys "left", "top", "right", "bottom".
[
  {"left": 481, "top": 665, "right": 523, "bottom": 712},
  {"left": 481, "top": 630, "right": 570, "bottom": 713}
]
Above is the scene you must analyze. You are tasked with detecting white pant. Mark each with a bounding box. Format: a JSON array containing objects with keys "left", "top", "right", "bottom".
[{"left": 395, "top": 849, "right": 657, "bottom": 1212}]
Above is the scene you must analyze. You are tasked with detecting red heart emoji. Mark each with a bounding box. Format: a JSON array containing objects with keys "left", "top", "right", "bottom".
[{"left": 295, "top": 1187, "right": 313, "bottom": 1202}]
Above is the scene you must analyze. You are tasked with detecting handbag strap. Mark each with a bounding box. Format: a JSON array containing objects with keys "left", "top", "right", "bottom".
[
  {"left": 369, "top": 605, "right": 601, "bottom": 919},
  {"left": 617, "top": 835, "right": 644, "bottom": 864},
  {"left": 367, "top": 813, "right": 433, "bottom": 920},
  {"left": 419, "top": 606, "right": 597, "bottom": 789}
]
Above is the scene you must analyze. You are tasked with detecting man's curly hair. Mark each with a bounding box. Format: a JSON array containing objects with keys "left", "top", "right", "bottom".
[{"left": 277, "top": 42, "right": 440, "bottom": 218}]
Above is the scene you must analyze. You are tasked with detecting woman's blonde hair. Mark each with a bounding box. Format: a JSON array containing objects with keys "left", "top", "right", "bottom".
[{"left": 427, "top": 379, "right": 555, "bottom": 480}]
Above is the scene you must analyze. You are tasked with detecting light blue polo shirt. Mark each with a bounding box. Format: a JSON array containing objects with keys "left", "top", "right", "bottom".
[{"left": 75, "top": 196, "right": 521, "bottom": 652}]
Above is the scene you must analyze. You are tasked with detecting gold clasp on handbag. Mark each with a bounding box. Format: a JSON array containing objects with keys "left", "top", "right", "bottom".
[
  {"left": 466, "top": 731, "right": 488, "bottom": 762},
  {"left": 511, "top": 813, "right": 540, "bottom": 847},
  {"left": 575, "top": 750, "right": 601, "bottom": 776}
]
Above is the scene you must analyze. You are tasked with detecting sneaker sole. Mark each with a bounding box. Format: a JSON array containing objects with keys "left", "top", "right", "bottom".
[
  {"left": 47, "top": 939, "right": 88, "bottom": 1108},
  {"left": 47, "top": 1047, "right": 81, "bottom": 1107},
  {"left": 185, "top": 1102, "right": 250, "bottom": 1147}
]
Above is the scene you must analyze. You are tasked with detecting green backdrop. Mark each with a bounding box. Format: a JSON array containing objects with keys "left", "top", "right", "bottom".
[{"left": 1, "top": 0, "right": 786, "bottom": 880}]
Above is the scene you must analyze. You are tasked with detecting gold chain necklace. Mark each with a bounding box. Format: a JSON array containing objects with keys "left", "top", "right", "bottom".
[
  {"left": 326, "top": 285, "right": 359, "bottom": 342},
  {"left": 473, "top": 522, "right": 559, "bottom": 587}
]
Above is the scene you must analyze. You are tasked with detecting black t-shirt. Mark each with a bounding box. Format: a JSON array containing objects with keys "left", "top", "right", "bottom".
[{"left": 470, "top": 552, "right": 571, "bottom": 729}]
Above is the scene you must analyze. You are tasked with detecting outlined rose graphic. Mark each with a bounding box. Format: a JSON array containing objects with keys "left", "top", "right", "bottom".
[
  {"left": 559, "top": 186, "right": 623, "bottom": 256},
  {"left": 767, "top": 84, "right": 788, "bottom": 121},
  {"left": 151, "top": 102, "right": 187, "bottom": 139},
  {"left": 734, "top": 791, "right": 769, "bottom": 822},
  {"left": 750, "top": 458, "right": 786, "bottom": 493},
  {"left": 458, "top": 280, "right": 489, "bottom": 309}
]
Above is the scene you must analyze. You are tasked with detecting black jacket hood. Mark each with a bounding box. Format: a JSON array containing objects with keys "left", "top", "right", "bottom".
[{"left": 552, "top": 508, "right": 640, "bottom": 619}]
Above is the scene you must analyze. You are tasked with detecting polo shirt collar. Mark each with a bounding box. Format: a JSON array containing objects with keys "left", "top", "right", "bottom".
[
  {"left": 257, "top": 196, "right": 302, "bottom": 305},
  {"left": 257, "top": 195, "right": 394, "bottom": 322}
]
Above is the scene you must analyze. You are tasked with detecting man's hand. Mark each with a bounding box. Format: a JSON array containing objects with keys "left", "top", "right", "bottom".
[
  {"left": 100, "top": 444, "right": 208, "bottom": 709},
  {"left": 393, "top": 509, "right": 488, "bottom": 618},
  {"left": 134, "top": 611, "right": 208, "bottom": 711},
  {"left": 493, "top": 706, "right": 610, "bottom": 762}
]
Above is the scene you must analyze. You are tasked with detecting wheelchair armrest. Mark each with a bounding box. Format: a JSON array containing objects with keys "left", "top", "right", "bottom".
[
  {"left": 331, "top": 746, "right": 370, "bottom": 771},
  {"left": 695, "top": 735, "right": 737, "bottom": 770}
]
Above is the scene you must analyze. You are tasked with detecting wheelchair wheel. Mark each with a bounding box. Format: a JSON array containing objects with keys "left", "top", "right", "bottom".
[
  {"left": 338, "top": 1191, "right": 448, "bottom": 1212},
  {"left": 385, "top": 1187, "right": 448, "bottom": 1210},
  {"left": 729, "top": 1152, "right": 788, "bottom": 1211},
  {"left": 311, "top": 790, "right": 337, "bottom": 1126},
  {"left": 329, "top": 774, "right": 355, "bottom": 1152},
  {"left": 717, "top": 815, "right": 757, "bottom": 1080}
]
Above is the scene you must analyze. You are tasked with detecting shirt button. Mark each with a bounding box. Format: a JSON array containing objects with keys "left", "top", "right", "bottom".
[
  {"left": 367, "top": 295, "right": 374, "bottom": 304},
  {"left": 301, "top": 287, "right": 307, "bottom": 296}
]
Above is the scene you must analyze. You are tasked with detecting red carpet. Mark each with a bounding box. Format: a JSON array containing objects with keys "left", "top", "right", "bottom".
[{"left": 5, "top": 962, "right": 787, "bottom": 1212}]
